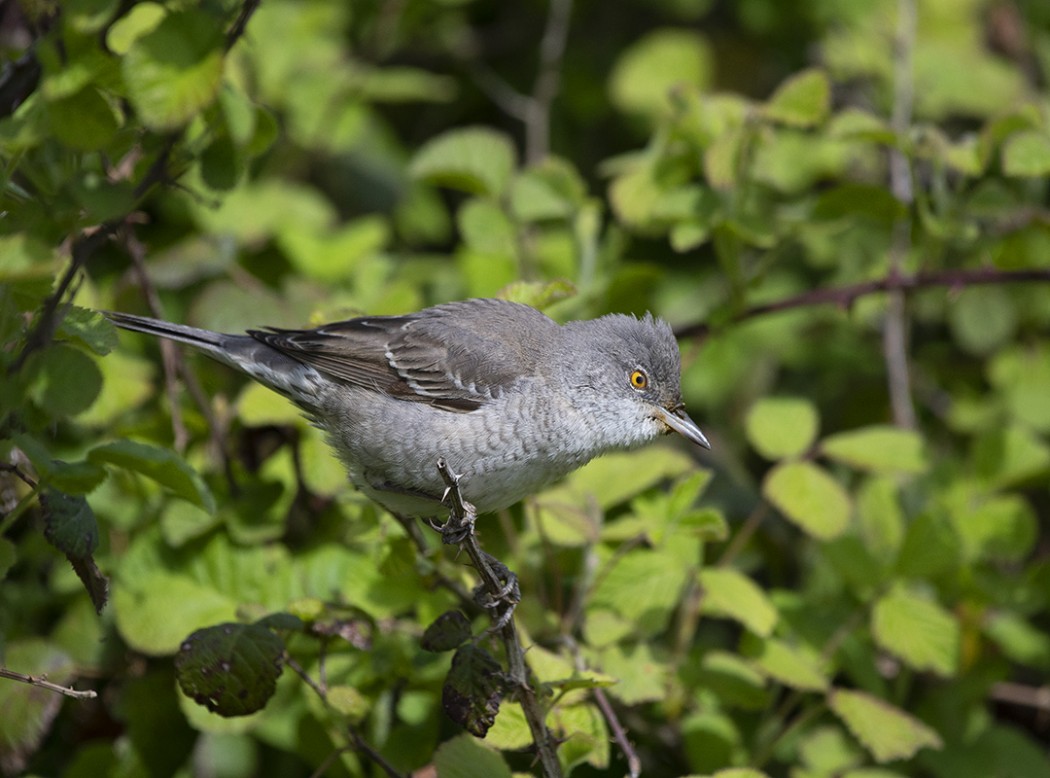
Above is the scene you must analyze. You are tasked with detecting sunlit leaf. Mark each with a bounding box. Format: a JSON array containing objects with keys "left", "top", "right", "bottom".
[
  {"left": 829, "top": 689, "right": 942, "bottom": 763},
  {"left": 871, "top": 587, "right": 960, "bottom": 676},
  {"left": 763, "top": 461, "right": 850, "bottom": 539},
  {"left": 745, "top": 396, "right": 819, "bottom": 460}
]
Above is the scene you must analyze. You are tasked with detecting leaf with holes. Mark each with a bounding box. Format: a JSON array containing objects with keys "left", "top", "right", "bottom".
[{"left": 174, "top": 622, "right": 285, "bottom": 717}]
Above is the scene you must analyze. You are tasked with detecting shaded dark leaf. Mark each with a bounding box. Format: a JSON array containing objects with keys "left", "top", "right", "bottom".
[
  {"left": 442, "top": 644, "right": 507, "bottom": 737},
  {"left": 422, "top": 610, "right": 472, "bottom": 653}
]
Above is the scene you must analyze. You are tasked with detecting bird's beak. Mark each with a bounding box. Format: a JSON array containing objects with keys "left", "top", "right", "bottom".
[{"left": 653, "top": 406, "right": 711, "bottom": 449}]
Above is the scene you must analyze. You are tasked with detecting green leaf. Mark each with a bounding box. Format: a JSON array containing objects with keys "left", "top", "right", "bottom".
[
  {"left": 65, "top": 0, "right": 120, "bottom": 33},
  {"left": 41, "top": 489, "right": 98, "bottom": 558},
  {"left": 442, "top": 644, "right": 506, "bottom": 738},
  {"left": 764, "top": 68, "right": 831, "bottom": 127},
  {"left": 595, "top": 642, "right": 668, "bottom": 705},
  {"left": 421, "top": 610, "right": 472, "bottom": 653},
  {"left": 107, "top": 2, "right": 167, "bottom": 54},
  {"left": 762, "top": 461, "right": 850, "bottom": 539},
  {"left": 58, "top": 307, "right": 117, "bottom": 356},
  {"left": 983, "top": 612, "right": 1050, "bottom": 670},
  {"left": 745, "top": 396, "right": 819, "bottom": 459},
  {"left": 123, "top": 9, "right": 225, "bottom": 131},
  {"left": 856, "top": 476, "right": 904, "bottom": 557},
  {"left": 895, "top": 512, "right": 962, "bottom": 578},
  {"left": 829, "top": 689, "right": 942, "bottom": 763},
  {"left": 88, "top": 440, "right": 216, "bottom": 514},
  {"left": 30, "top": 344, "right": 102, "bottom": 417},
  {"left": 871, "top": 587, "right": 960, "bottom": 676},
  {"left": 608, "top": 28, "right": 713, "bottom": 118},
  {"left": 45, "top": 87, "right": 121, "bottom": 151},
  {"left": 1002, "top": 130, "right": 1050, "bottom": 177},
  {"left": 589, "top": 549, "right": 691, "bottom": 635},
  {"left": 820, "top": 426, "right": 928, "bottom": 474},
  {"left": 742, "top": 636, "right": 829, "bottom": 692},
  {"left": 949, "top": 285, "right": 1019, "bottom": 356},
  {"left": 692, "top": 650, "right": 769, "bottom": 710},
  {"left": 409, "top": 126, "right": 516, "bottom": 197},
  {"left": 432, "top": 733, "right": 513, "bottom": 778},
  {"left": 951, "top": 494, "right": 1037, "bottom": 563},
  {"left": 174, "top": 622, "right": 285, "bottom": 717},
  {"left": 988, "top": 345, "right": 1050, "bottom": 432},
  {"left": 327, "top": 685, "right": 369, "bottom": 721},
  {"left": 699, "top": 568, "right": 778, "bottom": 637},
  {"left": 972, "top": 424, "right": 1050, "bottom": 489}
]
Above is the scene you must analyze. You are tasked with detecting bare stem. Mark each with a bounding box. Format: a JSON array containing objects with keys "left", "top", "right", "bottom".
[
  {"left": 436, "top": 460, "right": 563, "bottom": 778},
  {"left": 674, "top": 267, "right": 1050, "bottom": 340},
  {"left": 0, "top": 668, "right": 97, "bottom": 700}
]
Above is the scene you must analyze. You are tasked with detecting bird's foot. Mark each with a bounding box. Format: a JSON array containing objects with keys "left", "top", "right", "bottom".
[
  {"left": 474, "top": 552, "right": 520, "bottom": 630},
  {"left": 433, "top": 457, "right": 478, "bottom": 545}
]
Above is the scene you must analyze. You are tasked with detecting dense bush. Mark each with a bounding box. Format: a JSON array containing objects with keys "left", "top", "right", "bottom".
[{"left": 2, "top": 1, "right": 1049, "bottom": 776}]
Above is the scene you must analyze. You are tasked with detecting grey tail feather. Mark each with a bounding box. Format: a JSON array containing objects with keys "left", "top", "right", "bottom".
[{"left": 103, "top": 311, "right": 229, "bottom": 354}]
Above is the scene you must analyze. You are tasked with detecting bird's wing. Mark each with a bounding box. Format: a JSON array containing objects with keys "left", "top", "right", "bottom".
[{"left": 249, "top": 300, "right": 555, "bottom": 412}]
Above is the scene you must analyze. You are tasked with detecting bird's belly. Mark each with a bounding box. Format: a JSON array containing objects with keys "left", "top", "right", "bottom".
[{"left": 322, "top": 388, "right": 590, "bottom": 517}]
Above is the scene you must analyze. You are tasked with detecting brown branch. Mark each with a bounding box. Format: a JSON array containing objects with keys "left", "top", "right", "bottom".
[
  {"left": 435, "top": 459, "right": 563, "bottom": 778},
  {"left": 0, "top": 667, "right": 97, "bottom": 700},
  {"left": 674, "top": 268, "right": 1050, "bottom": 340},
  {"left": 990, "top": 681, "right": 1050, "bottom": 712},
  {"left": 286, "top": 656, "right": 407, "bottom": 778}
]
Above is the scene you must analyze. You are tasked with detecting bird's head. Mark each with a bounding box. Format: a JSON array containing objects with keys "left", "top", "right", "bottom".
[{"left": 556, "top": 313, "right": 710, "bottom": 451}]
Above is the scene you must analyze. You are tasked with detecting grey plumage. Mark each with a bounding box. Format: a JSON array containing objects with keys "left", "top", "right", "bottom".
[{"left": 105, "top": 298, "right": 709, "bottom": 517}]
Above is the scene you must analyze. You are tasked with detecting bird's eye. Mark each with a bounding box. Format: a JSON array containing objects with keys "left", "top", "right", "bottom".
[{"left": 629, "top": 369, "right": 649, "bottom": 391}]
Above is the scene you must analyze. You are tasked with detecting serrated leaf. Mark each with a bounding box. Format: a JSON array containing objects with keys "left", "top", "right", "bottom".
[
  {"left": 88, "top": 440, "right": 216, "bottom": 514},
  {"left": 829, "top": 689, "right": 942, "bottom": 763},
  {"left": 871, "top": 588, "right": 959, "bottom": 676},
  {"left": 746, "top": 397, "right": 819, "bottom": 460},
  {"left": 699, "top": 567, "right": 778, "bottom": 637},
  {"left": 410, "top": 127, "right": 516, "bottom": 197},
  {"left": 422, "top": 610, "right": 472, "bottom": 653},
  {"left": 41, "top": 488, "right": 99, "bottom": 558},
  {"left": 433, "top": 733, "right": 513, "bottom": 778},
  {"left": 763, "top": 461, "right": 850, "bottom": 539},
  {"left": 442, "top": 645, "right": 506, "bottom": 737},
  {"left": 123, "top": 9, "right": 225, "bottom": 131},
  {"left": 765, "top": 68, "right": 831, "bottom": 127},
  {"left": 58, "top": 307, "right": 117, "bottom": 356},
  {"left": 743, "top": 636, "right": 829, "bottom": 692},
  {"left": 174, "top": 622, "right": 285, "bottom": 717},
  {"left": 821, "top": 426, "right": 928, "bottom": 474},
  {"left": 589, "top": 549, "right": 691, "bottom": 635}
]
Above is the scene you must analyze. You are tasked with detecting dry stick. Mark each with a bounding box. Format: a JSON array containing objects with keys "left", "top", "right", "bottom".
[
  {"left": 884, "top": 0, "right": 918, "bottom": 429},
  {"left": 435, "top": 459, "right": 563, "bottom": 778},
  {"left": 0, "top": 668, "right": 97, "bottom": 700},
  {"left": 990, "top": 681, "right": 1050, "bottom": 712},
  {"left": 674, "top": 267, "right": 1050, "bottom": 340},
  {"left": 286, "top": 656, "right": 407, "bottom": 778}
]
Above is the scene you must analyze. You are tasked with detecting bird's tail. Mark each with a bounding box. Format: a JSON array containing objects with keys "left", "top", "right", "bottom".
[{"left": 104, "top": 311, "right": 325, "bottom": 405}]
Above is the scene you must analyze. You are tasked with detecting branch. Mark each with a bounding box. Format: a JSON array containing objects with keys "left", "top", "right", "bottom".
[
  {"left": 0, "top": 668, "right": 97, "bottom": 700},
  {"left": 286, "top": 656, "right": 407, "bottom": 778},
  {"left": 525, "top": 0, "right": 574, "bottom": 164},
  {"left": 674, "top": 268, "right": 1050, "bottom": 340},
  {"left": 435, "top": 460, "right": 563, "bottom": 778}
]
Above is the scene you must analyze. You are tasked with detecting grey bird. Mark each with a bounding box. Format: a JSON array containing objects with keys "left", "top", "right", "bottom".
[{"left": 105, "top": 298, "right": 709, "bottom": 518}]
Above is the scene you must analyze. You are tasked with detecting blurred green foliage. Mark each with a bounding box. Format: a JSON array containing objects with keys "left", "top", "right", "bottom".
[{"left": 2, "top": 0, "right": 1050, "bottom": 776}]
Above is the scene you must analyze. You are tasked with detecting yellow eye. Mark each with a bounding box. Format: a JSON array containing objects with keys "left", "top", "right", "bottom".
[{"left": 629, "top": 369, "right": 648, "bottom": 390}]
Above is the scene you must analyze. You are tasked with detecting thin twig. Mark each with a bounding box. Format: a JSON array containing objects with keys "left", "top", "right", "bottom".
[
  {"left": 286, "top": 656, "right": 407, "bottom": 778},
  {"left": 884, "top": 0, "right": 918, "bottom": 429},
  {"left": 0, "top": 668, "right": 97, "bottom": 700},
  {"left": 592, "top": 687, "right": 640, "bottom": 778},
  {"left": 436, "top": 460, "right": 563, "bottom": 778},
  {"left": 989, "top": 681, "right": 1050, "bottom": 712},
  {"left": 674, "top": 267, "right": 1050, "bottom": 340},
  {"left": 225, "top": 0, "right": 261, "bottom": 51}
]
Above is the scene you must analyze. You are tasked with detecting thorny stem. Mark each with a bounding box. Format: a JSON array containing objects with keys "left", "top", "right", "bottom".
[
  {"left": 0, "top": 668, "right": 97, "bottom": 700},
  {"left": 436, "top": 459, "right": 563, "bottom": 778}
]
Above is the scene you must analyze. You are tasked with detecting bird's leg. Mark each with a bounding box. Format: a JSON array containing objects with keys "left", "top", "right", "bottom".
[{"left": 435, "top": 458, "right": 520, "bottom": 621}]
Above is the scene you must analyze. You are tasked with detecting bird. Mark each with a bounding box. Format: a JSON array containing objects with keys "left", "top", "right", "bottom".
[{"left": 105, "top": 298, "right": 710, "bottom": 519}]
